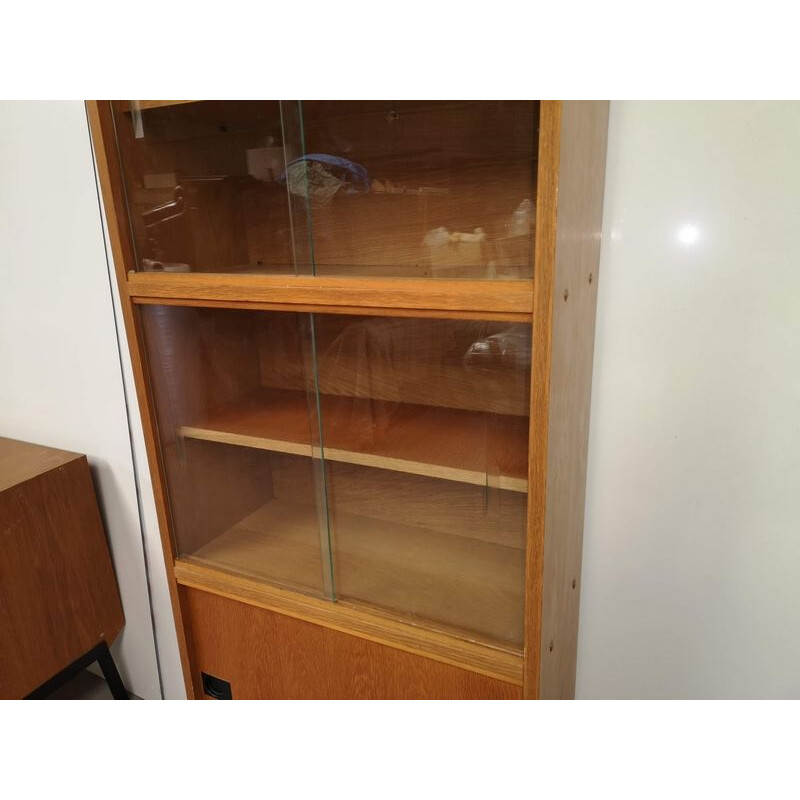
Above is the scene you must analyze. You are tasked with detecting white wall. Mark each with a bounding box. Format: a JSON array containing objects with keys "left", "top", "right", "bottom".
[
  {"left": 0, "top": 101, "right": 171, "bottom": 699},
  {"left": 91, "top": 138, "right": 187, "bottom": 701},
  {"left": 577, "top": 101, "right": 800, "bottom": 698}
]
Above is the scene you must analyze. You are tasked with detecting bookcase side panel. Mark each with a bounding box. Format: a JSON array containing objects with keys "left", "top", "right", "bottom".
[{"left": 537, "top": 101, "right": 610, "bottom": 700}]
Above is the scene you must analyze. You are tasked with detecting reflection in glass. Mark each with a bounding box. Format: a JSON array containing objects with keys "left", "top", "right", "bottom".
[
  {"left": 300, "top": 101, "right": 539, "bottom": 279},
  {"left": 113, "top": 101, "right": 302, "bottom": 275},
  {"left": 113, "top": 100, "right": 539, "bottom": 280},
  {"left": 140, "top": 304, "right": 530, "bottom": 646},
  {"left": 311, "top": 315, "right": 530, "bottom": 646},
  {"left": 139, "top": 305, "right": 333, "bottom": 597}
]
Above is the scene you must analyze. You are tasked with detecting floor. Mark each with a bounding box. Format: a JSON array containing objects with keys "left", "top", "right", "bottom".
[{"left": 47, "top": 670, "right": 140, "bottom": 700}]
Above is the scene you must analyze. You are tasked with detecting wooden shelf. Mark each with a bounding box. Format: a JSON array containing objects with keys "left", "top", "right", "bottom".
[
  {"left": 185, "top": 499, "right": 524, "bottom": 646},
  {"left": 219, "top": 262, "right": 529, "bottom": 280},
  {"left": 127, "top": 272, "right": 534, "bottom": 319},
  {"left": 188, "top": 500, "right": 326, "bottom": 593},
  {"left": 180, "top": 388, "right": 529, "bottom": 493},
  {"left": 128, "top": 100, "right": 200, "bottom": 111}
]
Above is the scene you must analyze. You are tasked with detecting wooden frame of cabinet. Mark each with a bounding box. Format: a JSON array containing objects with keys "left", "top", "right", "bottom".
[{"left": 87, "top": 99, "right": 608, "bottom": 699}]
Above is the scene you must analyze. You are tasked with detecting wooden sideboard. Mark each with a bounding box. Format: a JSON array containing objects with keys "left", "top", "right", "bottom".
[{"left": 0, "top": 437, "right": 125, "bottom": 698}]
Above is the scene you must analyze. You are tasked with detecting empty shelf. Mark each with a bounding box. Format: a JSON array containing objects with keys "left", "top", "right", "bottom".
[
  {"left": 180, "top": 388, "right": 529, "bottom": 492},
  {"left": 184, "top": 499, "right": 524, "bottom": 646}
]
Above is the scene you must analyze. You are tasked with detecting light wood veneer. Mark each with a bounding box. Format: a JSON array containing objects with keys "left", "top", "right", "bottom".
[
  {"left": 180, "top": 387, "right": 529, "bottom": 493},
  {"left": 88, "top": 99, "right": 609, "bottom": 700},
  {"left": 184, "top": 497, "right": 524, "bottom": 646}
]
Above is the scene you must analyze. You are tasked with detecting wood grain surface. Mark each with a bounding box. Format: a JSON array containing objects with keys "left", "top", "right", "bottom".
[
  {"left": 181, "top": 585, "right": 522, "bottom": 698},
  {"left": 88, "top": 99, "right": 607, "bottom": 699},
  {"left": 185, "top": 496, "right": 525, "bottom": 646},
  {"left": 0, "top": 439, "right": 124, "bottom": 698},
  {"left": 524, "top": 101, "right": 609, "bottom": 699},
  {"left": 127, "top": 272, "right": 534, "bottom": 316},
  {"left": 0, "top": 437, "right": 78, "bottom": 492},
  {"left": 175, "top": 562, "right": 522, "bottom": 685},
  {"left": 272, "top": 455, "right": 527, "bottom": 549},
  {"left": 180, "top": 387, "right": 528, "bottom": 492}
]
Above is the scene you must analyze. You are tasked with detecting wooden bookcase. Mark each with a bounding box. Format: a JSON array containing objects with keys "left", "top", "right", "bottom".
[{"left": 88, "top": 100, "right": 609, "bottom": 699}]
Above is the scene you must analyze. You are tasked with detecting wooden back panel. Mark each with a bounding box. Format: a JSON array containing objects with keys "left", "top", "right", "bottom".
[
  {"left": 301, "top": 101, "right": 538, "bottom": 278},
  {"left": 258, "top": 313, "right": 531, "bottom": 416},
  {"left": 111, "top": 101, "right": 292, "bottom": 272}
]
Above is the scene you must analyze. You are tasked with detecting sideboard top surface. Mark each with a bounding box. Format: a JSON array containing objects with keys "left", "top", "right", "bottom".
[{"left": 0, "top": 437, "right": 82, "bottom": 493}]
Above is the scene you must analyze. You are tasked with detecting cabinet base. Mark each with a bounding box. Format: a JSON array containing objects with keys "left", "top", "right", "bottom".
[{"left": 180, "top": 586, "right": 522, "bottom": 700}]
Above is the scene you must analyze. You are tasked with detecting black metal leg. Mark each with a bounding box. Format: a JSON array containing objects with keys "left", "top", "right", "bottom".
[
  {"left": 25, "top": 641, "right": 129, "bottom": 700},
  {"left": 95, "top": 641, "right": 129, "bottom": 700}
]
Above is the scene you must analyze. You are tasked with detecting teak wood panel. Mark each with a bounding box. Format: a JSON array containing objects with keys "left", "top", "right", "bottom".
[
  {"left": 134, "top": 296, "right": 528, "bottom": 324},
  {"left": 168, "top": 439, "right": 277, "bottom": 556},
  {"left": 252, "top": 312, "right": 531, "bottom": 416},
  {"left": 181, "top": 586, "right": 522, "bottom": 699},
  {"left": 88, "top": 100, "right": 607, "bottom": 700},
  {"left": 256, "top": 312, "right": 531, "bottom": 416},
  {"left": 0, "top": 437, "right": 77, "bottom": 491},
  {"left": 0, "top": 439, "right": 124, "bottom": 698},
  {"left": 524, "top": 102, "right": 609, "bottom": 699},
  {"left": 140, "top": 304, "right": 530, "bottom": 419},
  {"left": 273, "top": 457, "right": 527, "bottom": 550},
  {"left": 126, "top": 272, "right": 533, "bottom": 318},
  {"left": 184, "top": 497, "right": 524, "bottom": 646},
  {"left": 175, "top": 561, "right": 522, "bottom": 685}
]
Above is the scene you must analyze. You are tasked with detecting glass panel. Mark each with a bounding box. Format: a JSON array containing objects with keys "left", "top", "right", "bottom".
[
  {"left": 112, "top": 101, "right": 309, "bottom": 275},
  {"left": 300, "top": 100, "right": 539, "bottom": 279},
  {"left": 139, "top": 305, "right": 334, "bottom": 597},
  {"left": 112, "top": 100, "right": 538, "bottom": 280},
  {"left": 310, "top": 314, "right": 531, "bottom": 647},
  {"left": 141, "top": 304, "right": 529, "bottom": 645}
]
